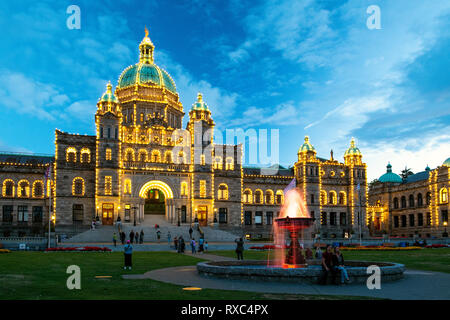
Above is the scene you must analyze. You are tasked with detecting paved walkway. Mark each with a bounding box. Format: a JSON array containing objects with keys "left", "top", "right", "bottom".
[{"left": 122, "top": 253, "right": 450, "bottom": 300}]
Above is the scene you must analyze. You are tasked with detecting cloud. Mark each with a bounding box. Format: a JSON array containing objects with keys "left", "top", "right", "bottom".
[
  {"left": 0, "top": 71, "right": 69, "bottom": 120},
  {"left": 65, "top": 100, "right": 96, "bottom": 122}
]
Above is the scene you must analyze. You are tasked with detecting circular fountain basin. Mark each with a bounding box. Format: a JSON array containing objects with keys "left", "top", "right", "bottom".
[{"left": 197, "top": 260, "right": 405, "bottom": 284}]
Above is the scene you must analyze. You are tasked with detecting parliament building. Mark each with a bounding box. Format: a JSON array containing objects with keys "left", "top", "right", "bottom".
[{"left": 0, "top": 31, "right": 370, "bottom": 239}]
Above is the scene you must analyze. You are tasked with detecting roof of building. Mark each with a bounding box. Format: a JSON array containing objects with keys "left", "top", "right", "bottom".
[
  {"left": 99, "top": 82, "right": 119, "bottom": 103},
  {"left": 344, "top": 137, "right": 362, "bottom": 157},
  {"left": 243, "top": 164, "right": 294, "bottom": 177},
  {"left": 191, "top": 93, "right": 209, "bottom": 111},
  {"left": 404, "top": 170, "right": 430, "bottom": 183},
  {"left": 298, "top": 136, "right": 316, "bottom": 154},
  {"left": 443, "top": 157, "right": 450, "bottom": 167},
  {"left": 0, "top": 152, "right": 54, "bottom": 165}
]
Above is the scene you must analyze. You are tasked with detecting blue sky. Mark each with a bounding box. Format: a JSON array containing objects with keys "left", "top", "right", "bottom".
[{"left": 0, "top": 0, "right": 449, "bottom": 181}]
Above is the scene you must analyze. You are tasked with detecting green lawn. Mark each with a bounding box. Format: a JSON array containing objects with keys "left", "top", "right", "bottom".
[
  {"left": 208, "top": 248, "right": 450, "bottom": 273},
  {"left": 0, "top": 251, "right": 368, "bottom": 300}
]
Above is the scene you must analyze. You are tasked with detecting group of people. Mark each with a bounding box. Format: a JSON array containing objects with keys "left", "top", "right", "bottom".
[
  {"left": 113, "top": 230, "right": 144, "bottom": 246},
  {"left": 317, "top": 245, "right": 351, "bottom": 285},
  {"left": 189, "top": 237, "right": 208, "bottom": 254}
]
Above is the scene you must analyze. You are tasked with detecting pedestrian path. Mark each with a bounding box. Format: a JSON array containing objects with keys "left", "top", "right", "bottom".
[{"left": 122, "top": 253, "right": 450, "bottom": 300}]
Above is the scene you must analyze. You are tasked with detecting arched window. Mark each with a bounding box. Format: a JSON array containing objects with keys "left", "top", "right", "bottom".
[
  {"left": 18, "top": 180, "right": 30, "bottom": 198},
  {"left": 125, "top": 148, "right": 135, "bottom": 162},
  {"left": 276, "top": 190, "right": 284, "bottom": 205},
  {"left": 440, "top": 188, "right": 448, "bottom": 204},
  {"left": 165, "top": 151, "right": 173, "bottom": 163},
  {"left": 2, "top": 179, "right": 15, "bottom": 197},
  {"left": 138, "top": 149, "right": 148, "bottom": 162},
  {"left": 225, "top": 157, "right": 234, "bottom": 170},
  {"left": 177, "top": 151, "right": 186, "bottom": 164},
  {"left": 320, "top": 191, "right": 327, "bottom": 205},
  {"left": 72, "top": 178, "right": 85, "bottom": 196},
  {"left": 401, "top": 196, "right": 407, "bottom": 208},
  {"left": 339, "top": 191, "right": 347, "bottom": 205},
  {"left": 124, "top": 179, "right": 132, "bottom": 195},
  {"left": 66, "top": 147, "right": 77, "bottom": 162},
  {"left": 255, "top": 189, "right": 263, "bottom": 204},
  {"left": 151, "top": 150, "right": 161, "bottom": 163},
  {"left": 213, "top": 156, "right": 223, "bottom": 170},
  {"left": 80, "top": 148, "right": 91, "bottom": 163},
  {"left": 265, "top": 189, "right": 274, "bottom": 204},
  {"left": 329, "top": 191, "right": 337, "bottom": 205},
  {"left": 417, "top": 193, "right": 423, "bottom": 207},
  {"left": 243, "top": 189, "right": 253, "bottom": 204},
  {"left": 393, "top": 197, "right": 399, "bottom": 209},
  {"left": 106, "top": 148, "right": 112, "bottom": 161},
  {"left": 32, "top": 180, "right": 44, "bottom": 198},
  {"left": 218, "top": 184, "right": 229, "bottom": 200},
  {"left": 181, "top": 182, "right": 188, "bottom": 197}
]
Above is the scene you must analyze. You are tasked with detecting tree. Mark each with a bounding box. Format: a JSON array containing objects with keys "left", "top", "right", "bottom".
[
  {"left": 368, "top": 179, "right": 379, "bottom": 190},
  {"left": 400, "top": 167, "right": 414, "bottom": 180}
]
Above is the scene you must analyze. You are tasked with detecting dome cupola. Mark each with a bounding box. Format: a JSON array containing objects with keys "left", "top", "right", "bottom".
[
  {"left": 297, "top": 136, "right": 316, "bottom": 161},
  {"left": 344, "top": 137, "right": 363, "bottom": 165},
  {"left": 443, "top": 157, "right": 450, "bottom": 167},
  {"left": 379, "top": 163, "right": 402, "bottom": 183}
]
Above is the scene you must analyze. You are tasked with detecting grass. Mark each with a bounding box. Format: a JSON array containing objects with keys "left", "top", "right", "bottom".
[
  {"left": 0, "top": 251, "right": 369, "bottom": 300},
  {"left": 208, "top": 248, "right": 450, "bottom": 273}
]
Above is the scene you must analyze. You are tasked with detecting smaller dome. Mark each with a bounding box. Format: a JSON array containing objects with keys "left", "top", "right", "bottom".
[
  {"left": 379, "top": 163, "right": 402, "bottom": 183},
  {"left": 443, "top": 157, "right": 450, "bottom": 167},
  {"left": 191, "top": 93, "right": 209, "bottom": 110},
  {"left": 298, "top": 136, "right": 316, "bottom": 153},
  {"left": 344, "top": 138, "right": 362, "bottom": 157},
  {"left": 99, "top": 82, "right": 118, "bottom": 103}
]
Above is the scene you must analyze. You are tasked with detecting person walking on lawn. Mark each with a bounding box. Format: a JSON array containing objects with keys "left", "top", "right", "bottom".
[
  {"left": 113, "top": 232, "right": 117, "bottom": 247},
  {"left": 235, "top": 237, "right": 244, "bottom": 260},
  {"left": 123, "top": 240, "right": 133, "bottom": 270}
]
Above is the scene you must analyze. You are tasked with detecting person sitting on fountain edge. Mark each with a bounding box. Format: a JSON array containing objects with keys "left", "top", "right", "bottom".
[
  {"left": 332, "top": 246, "right": 351, "bottom": 285},
  {"left": 319, "top": 245, "right": 336, "bottom": 285}
]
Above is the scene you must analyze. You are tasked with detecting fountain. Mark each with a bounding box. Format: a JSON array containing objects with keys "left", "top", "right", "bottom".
[
  {"left": 273, "top": 189, "right": 314, "bottom": 268},
  {"left": 196, "top": 188, "right": 405, "bottom": 283}
]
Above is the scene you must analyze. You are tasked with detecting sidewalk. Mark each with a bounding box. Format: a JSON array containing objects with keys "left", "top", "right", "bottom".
[{"left": 123, "top": 253, "right": 450, "bottom": 300}]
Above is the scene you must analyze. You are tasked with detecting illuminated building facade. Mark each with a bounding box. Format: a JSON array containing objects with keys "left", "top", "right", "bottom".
[
  {"left": 368, "top": 160, "right": 450, "bottom": 238},
  {"left": 0, "top": 31, "right": 369, "bottom": 239}
]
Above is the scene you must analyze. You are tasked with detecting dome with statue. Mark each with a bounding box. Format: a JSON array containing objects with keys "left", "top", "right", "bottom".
[
  {"left": 379, "top": 163, "right": 403, "bottom": 183},
  {"left": 115, "top": 28, "right": 180, "bottom": 106}
]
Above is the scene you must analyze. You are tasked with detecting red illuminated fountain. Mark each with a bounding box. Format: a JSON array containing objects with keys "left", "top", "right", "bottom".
[{"left": 273, "top": 189, "right": 315, "bottom": 268}]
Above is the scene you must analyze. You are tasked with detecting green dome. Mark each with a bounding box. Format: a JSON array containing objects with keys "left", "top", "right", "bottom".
[
  {"left": 379, "top": 163, "right": 402, "bottom": 183},
  {"left": 298, "top": 136, "right": 316, "bottom": 153},
  {"left": 117, "top": 62, "right": 177, "bottom": 93},
  {"left": 99, "top": 82, "right": 118, "bottom": 103},
  {"left": 344, "top": 138, "right": 362, "bottom": 156},
  {"left": 443, "top": 157, "right": 450, "bottom": 167},
  {"left": 191, "top": 93, "right": 209, "bottom": 110}
]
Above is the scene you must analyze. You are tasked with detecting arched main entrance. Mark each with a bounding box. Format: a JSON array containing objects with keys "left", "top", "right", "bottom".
[{"left": 139, "top": 180, "right": 175, "bottom": 223}]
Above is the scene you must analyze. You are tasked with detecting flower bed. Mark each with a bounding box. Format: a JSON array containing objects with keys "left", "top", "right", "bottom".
[
  {"left": 340, "top": 246, "right": 422, "bottom": 251},
  {"left": 0, "top": 249, "right": 11, "bottom": 253},
  {"left": 249, "top": 245, "right": 288, "bottom": 250},
  {"left": 45, "top": 246, "right": 111, "bottom": 252},
  {"left": 425, "top": 244, "right": 449, "bottom": 249}
]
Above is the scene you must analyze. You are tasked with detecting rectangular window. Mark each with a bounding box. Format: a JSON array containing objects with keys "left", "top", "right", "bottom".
[
  {"left": 394, "top": 216, "right": 399, "bottom": 228},
  {"left": 107, "top": 127, "right": 111, "bottom": 138},
  {"left": 181, "top": 206, "right": 187, "bottom": 223},
  {"left": 125, "top": 204, "right": 131, "bottom": 222},
  {"left": 418, "top": 213, "right": 423, "bottom": 226},
  {"left": 255, "top": 211, "right": 263, "bottom": 225},
  {"left": 442, "top": 210, "right": 448, "bottom": 224},
  {"left": 330, "top": 212, "right": 336, "bottom": 225},
  {"left": 32, "top": 206, "right": 43, "bottom": 223},
  {"left": 266, "top": 211, "right": 273, "bottom": 225},
  {"left": 409, "top": 214, "right": 415, "bottom": 227},
  {"left": 199, "top": 180, "right": 206, "bottom": 198},
  {"left": 105, "top": 176, "right": 112, "bottom": 195},
  {"left": 115, "top": 127, "right": 118, "bottom": 139},
  {"left": 106, "top": 148, "right": 112, "bottom": 161},
  {"left": 340, "top": 212, "right": 347, "bottom": 225},
  {"left": 401, "top": 215, "right": 407, "bottom": 227},
  {"left": 18, "top": 206, "right": 28, "bottom": 222},
  {"left": 2, "top": 205, "right": 13, "bottom": 223},
  {"left": 219, "top": 208, "right": 227, "bottom": 224},
  {"left": 321, "top": 212, "right": 327, "bottom": 225},
  {"left": 244, "top": 211, "right": 252, "bottom": 225},
  {"left": 72, "top": 204, "right": 83, "bottom": 222}
]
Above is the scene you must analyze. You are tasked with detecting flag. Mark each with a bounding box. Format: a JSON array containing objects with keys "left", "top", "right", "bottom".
[
  {"left": 356, "top": 183, "right": 360, "bottom": 191},
  {"left": 44, "top": 165, "right": 51, "bottom": 182},
  {"left": 284, "top": 178, "right": 296, "bottom": 194}
]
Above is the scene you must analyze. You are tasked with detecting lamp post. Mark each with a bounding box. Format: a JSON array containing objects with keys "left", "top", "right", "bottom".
[
  {"left": 96, "top": 206, "right": 99, "bottom": 220},
  {"left": 213, "top": 207, "right": 218, "bottom": 228}
]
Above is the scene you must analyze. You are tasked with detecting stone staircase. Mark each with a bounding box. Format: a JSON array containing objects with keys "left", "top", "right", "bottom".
[{"left": 63, "top": 215, "right": 240, "bottom": 243}]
